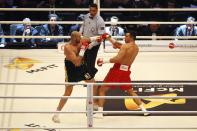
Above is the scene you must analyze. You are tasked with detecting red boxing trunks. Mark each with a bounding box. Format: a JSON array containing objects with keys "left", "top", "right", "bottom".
[{"left": 104, "top": 63, "right": 132, "bottom": 90}]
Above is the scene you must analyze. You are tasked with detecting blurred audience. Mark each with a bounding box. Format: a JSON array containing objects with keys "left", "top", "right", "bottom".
[
  {"left": 36, "top": 0, "right": 58, "bottom": 12},
  {"left": 0, "top": 0, "right": 197, "bottom": 48},
  {"left": 58, "top": 0, "right": 89, "bottom": 8},
  {"left": 0, "top": 0, "right": 15, "bottom": 8},
  {"left": 36, "top": 0, "right": 59, "bottom": 20},
  {"left": 100, "top": 0, "right": 114, "bottom": 8},
  {"left": 69, "top": 14, "right": 85, "bottom": 35},
  {"left": 140, "top": 23, "right": 166, "bottom": 39}
]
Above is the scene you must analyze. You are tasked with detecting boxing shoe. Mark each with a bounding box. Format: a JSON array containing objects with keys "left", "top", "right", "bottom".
[
  {"left": 143, "top": 112, "right": 150, "bottom": 116},
  {"left": 93, "top": 113, "right": 103, "bottom": 119},
  {"left": 93, "top": 104, "right": 98, "bottom": 111},
  {"left": 93, "top": 107, "right": 104, "bottom": 119},
  {"left": 139, "top": 104, "right": 150, "bottom": 116},
  {"left": 52, "top": 114, "right": 60, "bottom": 123}
]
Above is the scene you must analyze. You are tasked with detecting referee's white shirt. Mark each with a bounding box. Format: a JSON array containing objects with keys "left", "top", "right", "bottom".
[{"left": 80, "top": 13, "right": 105, "bottom": 37}]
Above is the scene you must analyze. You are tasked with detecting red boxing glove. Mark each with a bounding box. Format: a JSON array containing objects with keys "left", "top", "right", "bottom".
[
  {"left": 101, "top": 33, "right": 111, "bottom": 40},
  {"left": 97, "top": 58, "right": 104, "bottom": 67},
  {"left": 96, "top": 36, "right": 103, "bottom": 43},
  {"left": 90, "top": 36, "right": 103, "bottom": 43},
  {"left": 81, "top": 41, "right": 89, "bottom": 48},
  {"left": 79, "top": 41, "right": 89, "bottom": 57}
]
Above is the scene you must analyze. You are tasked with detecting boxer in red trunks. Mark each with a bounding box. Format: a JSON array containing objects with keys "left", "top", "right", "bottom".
[
  {"left": 95, "top": 32, "right": 148, "bottom": 118},
  {"left": 103, "top": 63, "right": 131, "bottom": 90}
]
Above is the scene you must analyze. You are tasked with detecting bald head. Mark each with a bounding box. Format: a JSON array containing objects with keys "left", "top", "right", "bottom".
[{"left": 71, "top": 31, "right": 81, "bottom": 45}]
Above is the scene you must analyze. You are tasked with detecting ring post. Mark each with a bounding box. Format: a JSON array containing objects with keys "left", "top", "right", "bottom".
[{"left": 86, "top": 84, "right": 93, "bottom": 128}]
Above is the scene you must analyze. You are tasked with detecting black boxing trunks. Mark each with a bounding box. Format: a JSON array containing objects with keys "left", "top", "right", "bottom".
[
  {"left": 64, "top": 59, "right": 97, "bottom": 82},
  {"left": 84, "top": 44, "right": 100, "bottom": 71}
]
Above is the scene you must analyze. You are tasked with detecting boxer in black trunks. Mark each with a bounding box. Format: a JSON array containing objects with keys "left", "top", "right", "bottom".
[{"left": 52, "top": 31, "right": 97, "bottom": 123}]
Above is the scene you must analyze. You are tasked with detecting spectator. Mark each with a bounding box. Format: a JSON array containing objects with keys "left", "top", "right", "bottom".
[
  {"left": 13, "top": 18, "right": 37, "bottom": 46},
  {"left": 15, "top": 0, "right": 34, "bottom": 8},
  {"left": 140, "top": 23, "right": 166, "bottom": 40},
  {"left": 0, "top": 0, "right": 6, "bottom": 7},
  {"left": 36, "top": 0, "right": 60, "bottom": 20},
  {"left": 100, "top": 0, "right": 114, "bottom": 8},
  {"left": 175, "top": 16, "right": 197, "bottom": 37},
  {"left": 165, "top": 0, "right": 177, "bottom": 21},
  {"left": 36, "top": 0, "right": 58, "bottom": 8},
  {"left": 69, "top": 14, "right": 85, "bottom": 35},
  {"left": 139, "top": 0, "right": 154, "bottom": 21},
  {"left": 13, "top": 0, "right": 38, "bottom": 20},
  {"left": 0, "top": 0, "right": 7, "bottom": 21},
  {"left": 0, "top": 24, "right": 6, "bottom": 47},
  {"left": 105, "top": 16, "right": 125, "bottom": 36},
  {"left": 112, "top": 0, "right": 125, "bottom": 8},
  {"left": 190, "top": 0, "right": 197, "bottom": 8},
  {"left": 140, "top": 0, "right": 153, "bottom": 8},
  {"left": 60, "top": 0, "right": 88, "bottom": 8},
  {"left": 0, "top": 0, "right": 14, "bottom": 8},
  {"left": 72, "top": 0, "right": 87, "bottom": 8},
  {"left": 5, "top": 0, "right": 14, "bottom": 8},
  {"left": 39, "top": 14, "right": 64, "bottom": 43}
]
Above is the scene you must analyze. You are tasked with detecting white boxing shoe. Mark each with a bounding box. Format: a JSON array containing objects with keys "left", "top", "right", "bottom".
[
  {"left": 143, "top": 112, "right": 150, "bottom": 116},
  {"left": 139, "top": 104, "right": 150, "bottom": 116},
  {"left": 52, "top": 114, "right": 60, "bottom": 123},
  {"left": 93, "top": 105, "right": 98, "bottom": 111},
  {"left": 93, "top": 113, "right": 103, "bottom": 119}
]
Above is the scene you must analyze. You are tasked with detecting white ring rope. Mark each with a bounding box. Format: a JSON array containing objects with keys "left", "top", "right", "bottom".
[
  {"left": 0, "top": 21, "right": 197, "bottom": 25},
  {"left": 0, "top": 82, "right": 197, "bottom": 85},
  {"left": 101, "top": 8, "right": 197, "bottom": 11},
  {"left": 0, "top": 8, "right": 197, "bottom": 11},
  {"left": 1, "top": 111, "right": 197, "bottom": 114},
  {"left": 0, "top": 81, "right": 197, "bottom": 87},
  {"left": 1, "top": 127, "right": 197, "bottom": 129},
  {"left": 0, "top": 35, "right": 71, "bottom": 39},
  {"left": 95, "top": 111, "right": 197, "bottom": 114},
  {"left": 0, "top": 96, "right": 197, "bottom": 99},
  {"left": 136, "top": 36, "right": 197, "bottom": 39},
  {"left": 0, "top": 8, "right": 89, "bottom": 11},
  {"left": 1, "top": 35, "right": 197, "bottom": 39},
  {"left": 0, "top": 21, "right": 82, "bottom": 24},
  {"left": 0, "top": 111, "right": 86, "bottom": 113}
]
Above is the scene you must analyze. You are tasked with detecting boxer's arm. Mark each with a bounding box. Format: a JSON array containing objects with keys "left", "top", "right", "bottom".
[
  {"left": 110, "top": 45, "right": 126, "bottom": 63},
  {"left": 64, "top": 45, "right": 82, "bottom": 66},
  {"left": 88, "top": 36, "right": 102, "bottom": 49},
  {"left": 101, "top": 33, "right": 122, "bottom": 49},
  {"left": 97, "top": 45, "right": 127, "bottom": 66},
  {"left": 79, "top": 41, "right": 89, "bottom": 57},
  {"left": 108, "top": 37, "right": 122, "bottom": 49}
]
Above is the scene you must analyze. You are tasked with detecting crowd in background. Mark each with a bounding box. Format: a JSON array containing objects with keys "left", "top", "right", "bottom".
[{"left": 0, "top": 0, "right": 197, "bottom": 48}]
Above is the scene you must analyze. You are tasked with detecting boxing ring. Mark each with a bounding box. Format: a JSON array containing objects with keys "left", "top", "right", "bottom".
[
  {"left": 1, "top": 3, "right": 197, "bottom": 131},
  {"left": 1, "top": 48, "right": 197, "bottom": 130}
]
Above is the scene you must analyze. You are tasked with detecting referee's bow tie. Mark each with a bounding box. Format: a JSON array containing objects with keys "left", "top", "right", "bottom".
[{"left": 89, "top": 16, "right": 93, "bottom": 19}]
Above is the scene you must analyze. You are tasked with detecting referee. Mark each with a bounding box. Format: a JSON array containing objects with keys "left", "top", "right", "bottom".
[{"left": 80, "top": 3, "right": 105, "bottom": 110}]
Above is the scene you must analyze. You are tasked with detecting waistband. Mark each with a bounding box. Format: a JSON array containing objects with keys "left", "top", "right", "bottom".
[{"left": 112, "top": 63, "right": 130, "bottom": 71}]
